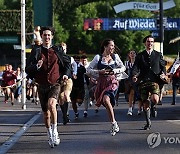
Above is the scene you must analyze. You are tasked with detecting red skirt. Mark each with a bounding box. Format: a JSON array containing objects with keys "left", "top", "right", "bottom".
[{"left": 94, "top": 75, "right": 119, "bottom": 107}]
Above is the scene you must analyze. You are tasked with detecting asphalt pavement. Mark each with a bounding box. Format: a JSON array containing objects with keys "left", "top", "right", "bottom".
[{"left": 0, "top": 94, "right": 179, "bottom": 154}]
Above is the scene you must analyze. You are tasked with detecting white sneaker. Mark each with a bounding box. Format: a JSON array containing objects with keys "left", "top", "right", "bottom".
[
  {"left": 127, "top": 108, "right": 133, "bottom": 116},
  {"left": 89, "top": 101, "right": 93, "bottom": 107},
  {"left": 137, "top": 110, "right": 142, "bottom": 115},
  {"left": 48, "top": 136, "right": 54, "bottom": 148},
  {"left": 17, "top": 97, "right": 21, "bottom": 103},
  {"left": 47, "top": 129, "right": 54, "bottom": 148},
  {"left": 110, "top": 122, "right": 120, "bottom": 136},
  {"left": 83, "top": 111, "right": 88, "bottom": 117},
  {"left": 53, "top": 131, "right": 60, "bottom": 146}
]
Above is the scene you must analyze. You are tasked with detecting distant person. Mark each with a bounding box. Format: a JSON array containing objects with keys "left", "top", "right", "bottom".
[
  {"left": 124, "top": 50, "right": 143, "bottom": 116},
  {"left": 71, "top": 55, "right": 87, "bottom": 119},
  {"left": 14, "top": 66, "right": 23, "bottom": 103},
  {"left": 59, "top": 42, "right": 77, "bottom": 125},
  {"left": 33, "top": 26, "right": 42, "bottom": 44},
  {"left": 26, "top": 26, "right": 71, "bottom": 148},
  {"left": 2, "top": 64, "right": 17, "bottom": 105},
  {"left": 0, "top": 70, "right": 4, "bottom": 96},
  {"left": 87, "top": 38, "right": 127, "bottom": 136},
  {"left": 79, "top": 55, "right": 91, "bottom": 117},
  {"left": 169, "top": 54, "right": 180, "bottom": 105}
]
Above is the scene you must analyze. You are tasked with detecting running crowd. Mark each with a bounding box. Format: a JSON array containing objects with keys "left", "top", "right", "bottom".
[{"left": 0, "top": 26, "right": 180, "bottom": 148}]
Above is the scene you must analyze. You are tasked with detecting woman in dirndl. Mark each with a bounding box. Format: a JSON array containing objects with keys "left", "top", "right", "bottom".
[{"left": 87, "top": 38, "right": 127, "bottom": 136}]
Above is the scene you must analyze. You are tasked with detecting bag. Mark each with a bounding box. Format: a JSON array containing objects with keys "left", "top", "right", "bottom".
[{"left": 173, "top": 66, "right": 180, "bottom": 78}]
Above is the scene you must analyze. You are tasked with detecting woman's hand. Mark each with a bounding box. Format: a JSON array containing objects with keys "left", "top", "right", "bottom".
[
  {"left": 99, "top": 69, "right": 114, "bottom": 75},
  {"left": 99, "top": 69, "right": 106, "bottom": 75},
  {"left": 37, "top": 58, "right": 43, "bottom": 69}
]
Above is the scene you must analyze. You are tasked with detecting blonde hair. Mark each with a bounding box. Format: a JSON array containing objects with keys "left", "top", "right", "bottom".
[{"left": 61, "top": 42, "right": 67, "bottom": 47}]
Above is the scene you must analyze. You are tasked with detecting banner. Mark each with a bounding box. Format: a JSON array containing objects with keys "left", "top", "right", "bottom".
[{"left": 83, "top": 18, "right": 180, "bottom": 31}]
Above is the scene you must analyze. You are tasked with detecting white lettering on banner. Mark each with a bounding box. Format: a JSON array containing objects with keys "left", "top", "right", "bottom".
[
  {"left": 166, "top": 22, "right": 178, "bottom": 29},
  {"left": 113, "top": 19, "right": 156, "bottom": 30},
  {"left": 112, "top": 20, "right": 128, "bottom": 29},
  {"left": 114, "top": 0, "right": 175, "bottom": 13},
  {"left": 111, "top": 18, "right": 179, "bottom": 30}
]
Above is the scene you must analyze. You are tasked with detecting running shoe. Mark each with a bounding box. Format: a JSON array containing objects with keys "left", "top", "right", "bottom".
[
  {"left": 143, "top": 124, "right": 151, "bottom": 130},
  {"left": 137, "top": 110, "right": 142, "bottom": 115},
  {"left": 83, "top": 111, "right": 88, "bottom": 117},
  {"left": 47, "top": 133, "right": 54, "bottom": 148},
  {"left": 75, "top": 112, "right": 79, "bottom": 119},
  {"left": 53, "top": 131, "right": 60, "bottom": 146},
  {"left": 127, "top": 108, "right": 133, "bottom": 116},
  {"left": 110, "top": 122, "right": 120, "bottom": 136}
]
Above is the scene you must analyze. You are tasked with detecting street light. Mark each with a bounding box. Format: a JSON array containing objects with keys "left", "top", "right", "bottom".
[
  {"left": 21, "top": 0, "right": 26, "bottom": 110},
  {"left": 159, "top": 0, "right": 164, "bottom": 55}
]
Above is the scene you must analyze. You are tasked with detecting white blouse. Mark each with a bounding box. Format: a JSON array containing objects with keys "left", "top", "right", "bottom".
[
  {"left": 170, "top": 58, "right": 180, "bottom": 74},
  {"left": 87, "top": 54, "right": 128, "bottom": 80}
]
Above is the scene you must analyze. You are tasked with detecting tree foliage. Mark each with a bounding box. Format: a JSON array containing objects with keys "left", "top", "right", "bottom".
[
  {"left": 0, "top": 0, "right": 180, "bottom": 58},
  {"left": 52, "top": 0, "right": 180, "bottom": 57}
]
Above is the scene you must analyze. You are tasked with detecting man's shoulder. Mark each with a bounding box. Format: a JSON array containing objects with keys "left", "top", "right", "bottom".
[
  {"left": 32, "top": 44, "right": 41, "bottom": 50},
  {"left": 152, "top": 49, "right": 161, "bottom": 54},
  {"left": 30, "top": 45, "right": 42, "bottom": 54},
  {"left": 137, "top": 50, "right": 145, "bottom": 57},
  {"left": 52, "top": 45, "right": 63, "bottom": 53}
]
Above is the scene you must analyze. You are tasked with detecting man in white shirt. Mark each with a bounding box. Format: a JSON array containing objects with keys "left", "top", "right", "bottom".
[{"left": 169, "top": 54, "right": 180, "bottom": 105}]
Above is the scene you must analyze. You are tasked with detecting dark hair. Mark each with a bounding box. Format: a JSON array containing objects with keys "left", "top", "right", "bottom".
[
  {"left": 73, "top": 55, "right": 80, "bottom": 60},
  {"left": 40, "top": 26, "right": 55, "bottom": 36},
  {"left": 143, "top": 35, "right": 154, "bottom": 43},
  {"left": 80, "top": 55, "right": 87, "bottom": 59},
  {"left": 100, "top": 38, "right": 114, "bottom": 54}
]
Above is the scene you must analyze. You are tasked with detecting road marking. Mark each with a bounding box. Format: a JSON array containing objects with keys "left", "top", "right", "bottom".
[
  {"left": 166, "top": 120, "right": 180, "bottom": 125},
  {"left": 0, "top": 111, "right": 41, "bottom": 154},
  {"left": 0, "top": 109, "right": 41, "bottom": 112}
]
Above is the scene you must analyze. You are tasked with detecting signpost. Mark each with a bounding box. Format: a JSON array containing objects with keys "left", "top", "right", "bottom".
[
  {"left": 159, "top": 0, "right": 164, "bottom": 55},
  {"left": 112, "top": 0, "right": 176, "bottom": 55},
  {"left": 113, "top": 0, "right": 175, "bottom": 13},
  {"left": 21, "top": 0, "right": 26, "bottom": 110}
]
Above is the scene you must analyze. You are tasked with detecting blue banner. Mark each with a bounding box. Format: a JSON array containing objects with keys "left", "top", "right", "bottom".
[{"left": 83, "top": 18, "right": 180, "bottom": 31}]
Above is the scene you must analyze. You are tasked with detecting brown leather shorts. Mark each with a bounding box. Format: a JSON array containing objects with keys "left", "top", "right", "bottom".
[
  {"left": 38, "top": 83, "right": 60, "bottom": 112},
  {"left": 139, "top": 81, "right": 160, "bottom": 101}
]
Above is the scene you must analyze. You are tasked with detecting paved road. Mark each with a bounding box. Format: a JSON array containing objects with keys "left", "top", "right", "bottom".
[{"left": 0, "top": 94, "right": 179, "bottom": 154}]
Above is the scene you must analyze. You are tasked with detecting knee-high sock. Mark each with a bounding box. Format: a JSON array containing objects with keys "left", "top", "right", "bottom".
[
  {"left": 144, "top": 108, "right": 151, "bottom": 126},
  {"left": 60, "top": 102, "right": 68, "bottom": 118}
]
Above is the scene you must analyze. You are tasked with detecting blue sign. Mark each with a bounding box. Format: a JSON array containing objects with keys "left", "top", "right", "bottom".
[
  {"left": 0, "top": 36, "right": 19, "bottom": 43},
  {"left": 151, "top": 31, "right": 159, "bottom": 37},
  {"left": 84, "top": 18, "right": 180, "bottom": 31}
]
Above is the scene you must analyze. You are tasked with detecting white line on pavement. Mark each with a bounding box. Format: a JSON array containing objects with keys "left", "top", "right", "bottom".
[
  {"left": 166, "top": 120, "right": 180, "bottom": 125},
  {"left": 0, "top": 111, "right": 41, "bottom": 154}
]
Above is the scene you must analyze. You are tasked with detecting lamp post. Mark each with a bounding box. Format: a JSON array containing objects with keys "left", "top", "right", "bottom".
[
  {"left": 21, "top": 0, "right": 26, "bottom": 110},
  {"left": 159, "top": 0, "right": 164, "bottom": 55}
]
